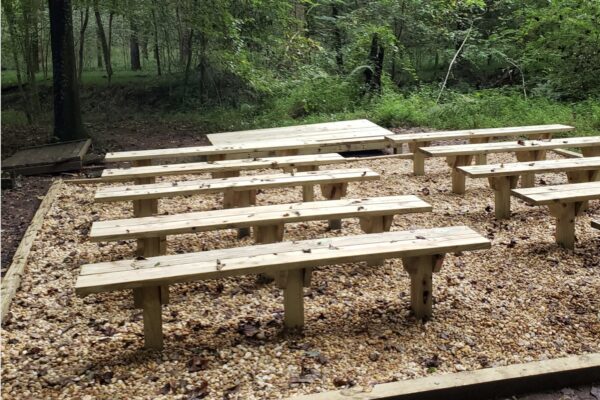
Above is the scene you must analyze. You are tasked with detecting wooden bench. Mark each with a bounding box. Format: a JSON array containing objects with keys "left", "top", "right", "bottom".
[
  {"left": 101, "top": 153, "right": 348, "bottom": 182},
  {"left": 419, "top": 137, "right": 600, "bottom": 194},
  {"left": 386, "top": 124, "right": 574, "bottom": 175},
  {"left": 76, "top": 226, "right": 491, "bottom": 350},
  {"left": 458, "top": 157, "right": 600, "bottom": 219},
  {"left": 512, "top": 181, "right": 600, "bottom": 249},
  {"left": 592, "top": 220, "right": 600, "bottom": 230},
  {"left": 96, "top": 168, "right": 379, "bottom": 210}
]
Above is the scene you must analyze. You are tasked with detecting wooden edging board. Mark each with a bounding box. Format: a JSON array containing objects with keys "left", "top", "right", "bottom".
[
  {"left": 288, "top": 353, "right": 600, "bottom": 400},
  {"left": 1, "top": 180, "right": 62, "bottom": 323},
  {"left": 553, "top": 148, "right": 583, "bottom": 158}
]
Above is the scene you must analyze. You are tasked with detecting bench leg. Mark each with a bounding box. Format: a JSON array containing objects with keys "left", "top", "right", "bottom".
[
  {"left": 548, "top": 203, "right": 577, "bottom": 250},
  {"left": 320, "top": 183, "right": 348, "bottom": 230},
  {"left": 516, "top": 150, "right": 546, "bottom": 188},
  {"left": 581, "top": 147, "right": 600, "bottom": 157},
  {"left": 359, "top": 215, "right": 394, "bottom": 266},
  {"left": 134, "top": 236, "right": 169, "bottom": 307},
  {"left": 410, "top": 142, "right": 430, "bottom": 176},
  {"left": 254, "top": 224, "right": 285, "bottom": 283},
  {"left": 448, "top": 155, "right": 473, "bottom": 194},
  {"left": 141, "top": 286, "right": 163, "bottom": 350},
  {"left": 489, "top": 176, "right": 518, "bottom": 219},
  {"left": 296, "top": 165, "right": 318, "bottom": 202},
  {"left": 402, "top": 255, "right": 442, "bottom": 320},
  {"left": 276, "top": 149, "right": 300, "bottom": 173},
  {"left": 283, "top": 269, "right": 305, "bottom": 329},
  {"left": 222, "top": 189, "right": 256, "bottom": 238},
  {"left": 469, "top": 138, "right": 490, "bottom": 165}
]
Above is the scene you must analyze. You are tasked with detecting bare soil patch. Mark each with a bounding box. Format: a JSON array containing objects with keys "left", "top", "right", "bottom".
[{"left": 1, "top": 152, "right": 598, "bottom": 399}]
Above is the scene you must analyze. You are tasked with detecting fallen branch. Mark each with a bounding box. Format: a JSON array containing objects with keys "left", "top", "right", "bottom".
[{"left": 436, "top": 23, "right": 474, "bottom": 104}]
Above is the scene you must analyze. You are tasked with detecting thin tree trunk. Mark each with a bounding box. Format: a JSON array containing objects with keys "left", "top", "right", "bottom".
[
  {"left": 78, "top": 6, "right": 90, "bottom": 82},
  {"left": 93, "top": 1, "right": 112, "bottom": 82},
  {"left": 22, "top": 0, "right": 42, "bottom": 114},
  {"left": 48, "top": 0, "right": 86, "bottom": 141},
  {"left": 151, "top": 5, "right": 161, "bottom": 76},
  {"left": 96, "top": 27, "right": 103, "bottom": 68},
  {"left": 183, "top": 28, "right": 194, "bottom": 97}
]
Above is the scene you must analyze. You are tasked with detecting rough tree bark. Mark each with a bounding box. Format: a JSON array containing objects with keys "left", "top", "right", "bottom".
[
  {"left": 364, "top": 33, "right": 384, "bottom": 95},
  {"left": 48, "top": 0, "right": 86, "bottom": 141},
  {"left": 151, "top": 3, "right": 161, "bottom": 76}
]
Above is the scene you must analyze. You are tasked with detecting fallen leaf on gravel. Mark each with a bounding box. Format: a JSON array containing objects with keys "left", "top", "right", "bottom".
[{"left": 187, "top": 356, "right": 209, "bottom": 373}]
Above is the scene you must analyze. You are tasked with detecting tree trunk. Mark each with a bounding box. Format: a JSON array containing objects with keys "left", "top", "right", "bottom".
[
  {"left": 332, "top": 5, "right": 343, "bottom": 72},
  {"left": 48, "top": 0, "right": 86, "bottom": 141},
  {"left": 22, "top": 0, "right": 42, "bottom": 114},
  {"left": 96, "top": 27, "right": 103, "bottom": 67},
  {"left": 93, "top": 1, "right": 112, "bottom": 82},
  {"left": 130, "top": 20, "right": 141, "bottom": 70},
  {"left": 364, "top": 33, "right": 384, "bottom": 95},
  {"left": 151, "top": 5, "right": 161, "bottom": 76},
  {"left": 183, "top": 29, "right": 194, "bottom": 98},
  {"left": 78, "top": 6, "right": 90, "bottom": 81}
]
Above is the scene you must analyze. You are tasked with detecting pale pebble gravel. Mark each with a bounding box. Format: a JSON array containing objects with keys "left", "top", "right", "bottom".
[{"left": 1, "top": 152, "right": 599, "bottom": 400}]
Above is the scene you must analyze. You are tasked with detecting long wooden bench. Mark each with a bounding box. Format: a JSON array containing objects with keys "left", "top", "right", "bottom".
[
  {"left": 386, "top": 124, "right": 574, "bottom": 175},
  {"left": 101, "top": 153, "right": 348, "bottom": 181},
  {"left": 96, "top": 168, "right": 379, "bottom": 209},
  {"left": 458, "top": 157, "right": 600, "bottom": 219},
  {"left": 418, "top": 137, "right": 600, "bottom": 194},
  {"left": 512, "top": 181, "right": 600, "bottom": 249},
  {"left": 76, "top": 226, "right": 491, "bottom": 350}
]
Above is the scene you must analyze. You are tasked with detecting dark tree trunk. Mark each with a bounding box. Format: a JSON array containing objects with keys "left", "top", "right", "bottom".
[
  {"left": 93, "top": 1, "right": 112, "bottom": 82},
  {"left": 48, "top": 0, "right": 86, "bottom": 141},
  {"left": 151, "top": 5, "right": 161, "bottom": 76},
  {"left": 130, "top": 21, "right": 141, "bottom": 70},
  {"left": 364, "top": 33, "right": 384, "bottom": 95},
  {"left": 183, "top": 29, "right": 194, "bottom": 97},
  {"left": 96, "top": 27, "right": 103, "bottom": 68},
  {"left": 78, "top": 6, "right": 89, "bottom": 81},
  {"left": 332, "top": 5, "right": 343, "bottom": 72}
]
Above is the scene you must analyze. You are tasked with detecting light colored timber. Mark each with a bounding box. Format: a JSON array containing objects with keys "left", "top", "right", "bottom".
[
  {"left": 511, "top": 181, "right": 600, "bottom": 205},
  {"left": 553, "top": 148, "right": 583, "bottom": 158},
  {"left": 90, "top": 196, "right": 432, "bottom": 242},
  {"left": 105, "top": 128, "right": 393, "bottom": 163},
  {"left": 592, "top": 220, "right": 599, "bottom": 230},
  {"left": 95, "top": 169, "right": 379, "bottom": 203},
  {"left": 1, "top": 180, "right": 62, "bottom": 323},
  {"left": 512, "top": 181, "right": 600, "bottom": 249},
  {"left": 386, "top": 124, "right": 573, "bottom": 145},
  {"left": 77, "top": 226, "right": 488, "bottom": 293},
  {"left": 77, "top": 226, "right": 489, "bottom": 349},
  {"left": 287, "top": 353, "right": 600, "bottom": 400},
  {"left": 207, "top": 119, "right": 384, "bottom": 145},
  {"left": 101, "top": 153, "right": 346, "bottom": 181},
  {"left": 458, "top": 156, "right": 600, "bottom": 178},
  {"left": 419, "top": 136, "right": 600, "bottom": 157}
]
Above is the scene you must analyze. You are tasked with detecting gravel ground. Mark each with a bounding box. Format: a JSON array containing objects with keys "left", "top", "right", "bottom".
[{"left": 1, "top": 152, "right": 599, "bottom": 399}]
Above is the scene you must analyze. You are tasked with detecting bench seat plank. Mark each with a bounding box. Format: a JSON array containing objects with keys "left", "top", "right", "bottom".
[
  {"left": 458, "top": 156, "right": 600, "bottom": 178},
  {"left": 77, "top": 226, "right": 490, "bottom": 295},
  {"left": 101, "top": 153, "right": 347, "bottom": 181},
  {"left": 512, "top": 181, "right": 600, "bottom": 249},
  {"left": 386, "top": 124, "right": 573, "bottom": 145},
  {"left": 511, "top": 181, "right": 600, "bottom": 205},
  {"left": 95, "top": 168, "right": 379, "bottom": 202},
  {"left": 419, "top": 137, "right": 600, "bottom": 157},
  {"left": 90, "top": 196, "right": 432, "bottom": 241}
]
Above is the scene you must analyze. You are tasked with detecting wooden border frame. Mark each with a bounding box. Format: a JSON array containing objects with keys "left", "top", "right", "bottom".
[
  {"left": 1, "top": 180, "right": 62, "bottom": 323},
  {"left": 288, "top": 353, "right": 600, "bottom": 400}
]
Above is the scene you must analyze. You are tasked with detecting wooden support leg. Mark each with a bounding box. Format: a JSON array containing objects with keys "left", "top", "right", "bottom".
[
  {"left": 548, "top": 203, "right": 577, "bottom": 250},
  {"left": 516, "top": 150, "right": 546, "bottom": 188},
  {"left": 254, "top": 224, "right": 285, "bottom": 283},
  {"left": 402, "top": 256, "right": 442, "bottom": 320},
  {"left": 276, "top": 149, "right": 299, "bottom": 173},
  {"left": 212, "top": 170, "right": 240, "bottom": 179},
  {"left": 283, "top": 269, "right": 305, "bottom": 329},
  {"left": 469, "top": 138, "right": 491, "bottom": 165},
  {"left": 359, "top": 215, "right": 394, "bottom": 266},
  {"left": 410, "top": 142, "right": 430, "bottom": 176},
  {"left": 134, "top": 236, "right": 169, "bottom": 307},
  {"left": 448, "top": 155, "right": 474, "bottom": 194},
  {"left": 582, "top": 147, "right": 600, "bottom": 157},
  {"left": 489, "top": 176, "right": 519, "bottom": 219},
  {"left": 141, "top": 286, "right": 163, "bottom": 350},
  {"left": 320, "top": 182, "right": 348, "bottom": 230},
  {"left": 296, "top": 165, "right": 317, "bottom": 202},
  {"left": 222, "top": 189, "right": 256, "bottom": 238}
]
